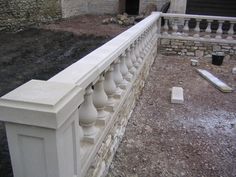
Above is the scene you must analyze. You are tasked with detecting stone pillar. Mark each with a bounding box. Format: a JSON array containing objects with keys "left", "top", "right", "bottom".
[
  {"left": 170, "top": 0, "right": 187, "bottom": 14},
  {"left": 0, "top": 80, "right": 84, "bottom": 177}
]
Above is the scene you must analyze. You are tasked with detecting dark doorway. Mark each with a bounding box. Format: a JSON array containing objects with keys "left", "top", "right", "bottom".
[
  {"left": 126, "top": 0, "right": 140, "bottom": 15},
  {"left": 186, "top": 0, "right": 236, "bottom": 17}
]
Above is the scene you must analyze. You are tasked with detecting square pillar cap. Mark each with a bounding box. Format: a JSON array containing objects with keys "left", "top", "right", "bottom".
[{"left": 0, "top": 80, "right": 84, "bottom": 129}]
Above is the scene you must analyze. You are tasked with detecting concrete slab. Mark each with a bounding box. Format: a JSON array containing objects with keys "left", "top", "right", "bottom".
[
  {"left": 196, "top": 69, "right": 233, "bottom": 93},
  {"left": 171, "top": 87, "right": 184, "bottom": 104}
]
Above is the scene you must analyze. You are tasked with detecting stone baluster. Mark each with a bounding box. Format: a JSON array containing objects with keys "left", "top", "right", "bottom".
[
  {"left": 139, "top": 35, "right": 145, "bottom": 60},
  {"left": 144, "top": 31, "right": 149, "bottom": 54},
  {"left": 151, "top": 25, "right": 156, "bottom": 56},
  {"left": 126, "top": 47, "right": 136, "bottom": 75},
  {"left": 193, "top": 19, "right": 201, "bottom": 37},
  {"left": 104, "top": 67, "right": 117, "bottom": 109},
  {"left": 172, "top": 19, "right": 178, "bottom": 35},
  {"left": 163, "top": 18, "right": 169, "bottom": 35},
  {"left": 204, "top": 20, "right": 212, "bottom": 38},
  {"left": 226, "top": 22, "right": 235, "bottom": 40},
  {"left": 93, "top": 75, "right": 109, "bottom": 125},
  {"left": 142, "top": 32, "right": 147, "bottom": 56},
  {"left": 147, "top": 28, "right": 152, "bottom": 50},
  {"left": 79, "top": 86, "right": 98, "bottom": 143},
  {"left": 120, "top": 53, "right": 132, "bottom": 82},
  {"left": 151, "top": 24, "right": 156, "bottom": 41},
  {"left": 135, "top": 39, "right": 142, "bottom": 64},
  {"left": 131, "top": 43, "right": 139, "bottom": 69},
  {"left": 215, "top": 21, "right": 224, "bottom": 39},
  {"left": 111, "top": 63, "right": 123, "bottom": 98},
  {"left": 183, "top": 19, "right": 189, "bottom": 36},
  {"left": 113, "top": 58, "right": 127, "bottom": 90},
  {"left": 152, "top": 24, "right": 157, "bottom": 45}
]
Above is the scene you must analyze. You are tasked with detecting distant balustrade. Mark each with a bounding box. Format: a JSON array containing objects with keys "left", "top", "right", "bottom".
[{"left": 161, "top": 13, "right": 236, "bottom": 43}]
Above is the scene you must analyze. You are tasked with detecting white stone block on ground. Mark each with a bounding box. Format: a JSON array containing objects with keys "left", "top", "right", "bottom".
[
  {"left": 191, "top": 59, "right": 199, "bottom": 66},
  {"left": 232, "top": 67, "right": 236, "bottom": 75},
  {"left": 171, "top": 87, "right": 184, "bottom": 104},
  {"left": 196, "top": 69, "right": 233, "bottom": 93}
]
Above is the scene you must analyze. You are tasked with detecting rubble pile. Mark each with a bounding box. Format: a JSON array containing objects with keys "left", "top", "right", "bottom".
[{"left": 102, "top": 13, "right": 144, "bottom": 26}]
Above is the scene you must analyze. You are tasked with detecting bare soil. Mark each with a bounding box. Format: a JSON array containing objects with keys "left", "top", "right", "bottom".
[
  {"left": 107, "top": 55, "right": 236, "bottom": 177},
  {"left": 0, "top": 14, "right": 128, "bottom": 177},
  {"left": 44, "top": 14, "right": 130, "bottom": 37}
]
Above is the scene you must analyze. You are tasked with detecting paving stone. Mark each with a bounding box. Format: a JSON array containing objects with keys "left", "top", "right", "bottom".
[
  {"left": 232, "top": 67, "right": 236, "bottom": 75},
  {"left": 171, "top": 87, "right": 184, "bottom": 104},
  {"left": 191, "top": 59, "right": 199, "bottom": 66}
]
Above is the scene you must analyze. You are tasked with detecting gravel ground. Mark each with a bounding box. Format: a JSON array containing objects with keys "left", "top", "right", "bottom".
[{"left": 107, "top": 55, "right": 236, "bottom": 177}]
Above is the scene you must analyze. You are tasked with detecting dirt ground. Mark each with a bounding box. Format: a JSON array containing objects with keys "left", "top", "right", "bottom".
[
  {"left": 0, "top": 14, "right": 128, "bottom": 177},
  {"left": 107, "top": 55, "right": 236, "bottom": 177},
  {"left": 44, "top": 14, "right": 130, "bottom": 37}
]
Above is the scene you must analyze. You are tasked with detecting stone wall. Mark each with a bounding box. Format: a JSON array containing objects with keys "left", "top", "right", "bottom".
[
  {"left": 0, "top": 0, "right": 61, "bottom": 31},
  {"left": 61, "top": 0, "right": 119, "bottom": 18},
  {"left": 159, "top": 38, "right": 236, "bottom": 58},
  {"left": 85, "top": 42, "right": 158, "bottom": 177},
  {"left": 139, "top": 0, "right": 170, "bottom": 14},
  {"left": 87, "top": 0, "right": 119, "bottom": 14},
  {"left": 61, "top": 0, "right": 87, "bottom": 18}
]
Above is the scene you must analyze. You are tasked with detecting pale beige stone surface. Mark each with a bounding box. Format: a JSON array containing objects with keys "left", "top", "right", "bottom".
[{"left": 171, "top": 87, "right": 184, "bottom": 104}]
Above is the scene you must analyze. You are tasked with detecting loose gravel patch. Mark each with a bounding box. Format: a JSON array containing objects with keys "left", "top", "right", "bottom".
[{"left": 107, "top": 55, "right": 236, "bottom": 177}]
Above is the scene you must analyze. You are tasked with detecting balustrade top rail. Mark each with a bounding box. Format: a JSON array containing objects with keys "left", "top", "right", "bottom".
[
  {"left": 161, "top": 13, "right": 236, "bottom": 22},
  {"left": 49, "top": 12, "right": 161, "bottom": 88}
]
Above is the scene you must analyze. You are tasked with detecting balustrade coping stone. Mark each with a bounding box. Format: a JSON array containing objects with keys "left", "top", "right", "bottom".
[
  {"left": 49, "top": 12, "right": 161, "bottom": 90},
  {"left": 161, "top": 13, "right": 236, "bottom": 22},
  {"left": 0, "top": 80, "right": 84, "bottom": 129}
]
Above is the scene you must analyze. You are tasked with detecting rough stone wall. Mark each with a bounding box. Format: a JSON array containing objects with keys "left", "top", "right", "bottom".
[
  {"left": 87, "top": 0, "right": 119, "bottom": 14},
  {"left": 159, "top": 38, "right": 236, "bottom": 59},
  {"left": 85, "top": 43, "right": 158, "bottom": 177},
  {"left": 61, "top": 0, "right": 88, "bottom": 18},
  {"left": 0, "top": 0, "right": 61, "bottom": 31},
  {"left": 139, "top": 0, "right": 170, "bottom": 14}
]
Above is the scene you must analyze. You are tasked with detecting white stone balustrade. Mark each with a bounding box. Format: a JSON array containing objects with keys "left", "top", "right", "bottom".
[
  {"left": 93, "top": 75, "right": 110, "bottom": 125},
  {"left": 119, "top": 53, "right": 132, "bottom": 82},
  {"left": 104, "top": 66, "right": 117, "bottom": 109},
  {"left": 161, "top": 13, "right": 236, "bottom": 43},
  {"left": 0, "top": 11, "right": 235, "bottom": 177},
  {"left": 0, "top": 80, "right": 84, "bottom": 177}
]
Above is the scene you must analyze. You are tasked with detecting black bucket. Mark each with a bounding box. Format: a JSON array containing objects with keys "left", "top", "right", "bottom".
[{"left": 212, "top": 52, "right": 225, "bottom": 66}]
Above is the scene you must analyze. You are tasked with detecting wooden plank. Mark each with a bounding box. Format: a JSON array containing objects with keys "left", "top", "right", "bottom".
[{"left": 196, "top": 69, "right": 233, "bottom": 93}]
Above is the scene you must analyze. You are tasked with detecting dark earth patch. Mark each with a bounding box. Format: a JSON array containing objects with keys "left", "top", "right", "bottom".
[{"left": 0, "top": 28, "right": 109, "bottom": 177}]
